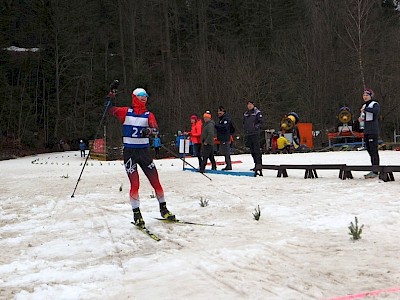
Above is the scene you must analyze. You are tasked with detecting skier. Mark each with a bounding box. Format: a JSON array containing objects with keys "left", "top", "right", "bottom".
[{"left": 108, "top": 87, "right": 175, "bottom": 228}]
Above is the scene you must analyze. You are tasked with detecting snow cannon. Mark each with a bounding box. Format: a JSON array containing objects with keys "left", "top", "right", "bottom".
[
  {"left": 338, "top": 106, "right": 352, "bottom": 125},
  {"left": 280, "top": 112, "right": 299, "bottom": 131}
]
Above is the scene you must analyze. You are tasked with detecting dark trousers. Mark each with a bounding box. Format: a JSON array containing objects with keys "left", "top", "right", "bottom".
[
  {"left": 193, "top": 143, "right": 202, "bottom": 167},
  {"left": 365, "top": 134, "right": 380, "bottom": 173},
  {"left": 219, "top": 141, "right": 232, "bottom": 168},
  {"left": 154, "top": 147, "right": 160, "bottom": 158},
  {"left": 278, "top": 145, "right": 291, "bottom": 154},
  {"left": 200, "top": 144, "right": 216, "bottom": 172},
  {"left": 245, "top": 134, "right": 262, "bottom": 165}
]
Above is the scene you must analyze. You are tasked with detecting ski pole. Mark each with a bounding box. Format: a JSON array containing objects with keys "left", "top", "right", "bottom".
[
  {"left": 160, "top": 144, "right": 212, "bottom": 181},
  {"left": 71, "top": 80, "right": 119, "bottom": 198}
]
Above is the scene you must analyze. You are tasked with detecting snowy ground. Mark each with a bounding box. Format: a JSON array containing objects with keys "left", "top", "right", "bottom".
[{"left": 1, "top": 149, "right": 400, "bottom": 300}]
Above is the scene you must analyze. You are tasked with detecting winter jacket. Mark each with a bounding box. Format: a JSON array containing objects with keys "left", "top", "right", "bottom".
[
  {"left": 201, "top": 120, "right": 216, "bottom": 145},
  {"left": 152, "top": 137, "right": 161, "bottom": 148},
  {"left": 362, "top": 99, "right": 380, "bottom": 135},
  {"left": 190, "top": 119, "right": 203, "bottom": 144},
  {"left": 243, "top": 107, "right": 264, "bottom": 135},
  {"left": 277, "top": 136, "right": 290, "bottom": 150},
  {"left": 215, "top": 113, "right": 232, "bottom": 143}
]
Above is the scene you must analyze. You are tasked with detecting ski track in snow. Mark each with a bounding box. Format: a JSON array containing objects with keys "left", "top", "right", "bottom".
[{"left": 1, "top": 151, "right": 400, "bottom": 299}]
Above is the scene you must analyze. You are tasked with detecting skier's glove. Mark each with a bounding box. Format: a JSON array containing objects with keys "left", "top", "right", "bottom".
[
  {"left": 109, "top": 80, "right": 119, "bottom": 93},
  {"left": 140, "top": 128, "right": 152, "bottom": 137},
  {"left": 106, "top": 91, "right": 116, "bottom": 99},
  {"left": 105, "top": 80, "right": 119, "bottom": 107},
  {"left": 140, "top": 128, "right": 159, "bottom": 137}
]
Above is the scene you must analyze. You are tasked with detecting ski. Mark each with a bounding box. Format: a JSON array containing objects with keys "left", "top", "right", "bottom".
[
  {"left": 154, "top": 218, "right": 215, "bottom": 227},
  {"left": 131, "top": 222, "right": 161, "bottom": 241}
]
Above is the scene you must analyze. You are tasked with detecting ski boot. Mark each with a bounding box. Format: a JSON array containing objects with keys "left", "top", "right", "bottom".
[
  {"left": 364, "top": 171, "right": 378, "bottom": 179},
  {"left": 160, "top": 202, "right": 176, "bottom": 221},
  {"left": 254, "top": 164, "right": 263, "bottom": 177},
  {"left": 133, "top": 208, "right": 145, "bottom": 228}
]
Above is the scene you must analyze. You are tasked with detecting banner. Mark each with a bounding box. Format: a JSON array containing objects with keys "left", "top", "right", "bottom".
[
  {"left": 179, "top": 139, "right": 190, "bottom": 154},
  {"left": 92, "top": 138, "right": 105, "bottom": 154}
]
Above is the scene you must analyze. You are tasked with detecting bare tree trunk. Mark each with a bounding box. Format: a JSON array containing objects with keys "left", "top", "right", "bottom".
[
  {"left": 118, "top": 0, "right": 127, "bottom": 87},
  {"left": 162, "top": 1, "right": 178, "bottom": 125},
  {"left": 42, "top": 74, "right": 48, "bottom": 146},
  {"left": 129, "top": 1, "right": 138, "bottom": 75},
  {"left": 197, "top": 0, "right": 209, "bottom": 108},
  {"left": 74, "top": 79, "right": 80, "bottom": 134},
  {"left": 337, "top": 0, "right": 374, "bottom": 88},
  {"left": 353, "top": 0, "right": 366, "bottom": 88},
  {"left": 54, "top": 32, "right": 61, "bottom": 139},
  {"left": 104, "top": 41, "right": 109, "bottom": 86}
]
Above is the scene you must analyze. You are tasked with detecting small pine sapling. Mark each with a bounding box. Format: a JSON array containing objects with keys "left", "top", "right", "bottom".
[
  {"left": 199, "top": 197, "right": 209, "bottom": 207},
  {"left": 119, "top": 184, "right": 123, "bottom": 192},
  {"left": 348, "top": 216, "right": 364, "bottom": 240},
  {"left": 253, "top": 205, "right": 261, "bottom": 221}
]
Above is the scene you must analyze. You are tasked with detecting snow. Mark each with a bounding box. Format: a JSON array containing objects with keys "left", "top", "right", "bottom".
[
  {"left": 1, "top": 150, "right": 400, "bottom": 300},
  {"left": 3, "top": 46, "right": 40, "bottom": 53}
]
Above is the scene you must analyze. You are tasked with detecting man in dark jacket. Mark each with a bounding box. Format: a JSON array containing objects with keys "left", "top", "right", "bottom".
[
  {"left": 200, "top": 111, "right": 217, "bottom": 173},
  {"left": 215, "top": 106, "right": 232, "bottom": 170},
  {"left": 243, "top": 100, "right": 264, "bottom": 174},
  {"left": 359, "top": 88, "right": 380, "bottom": 179}
]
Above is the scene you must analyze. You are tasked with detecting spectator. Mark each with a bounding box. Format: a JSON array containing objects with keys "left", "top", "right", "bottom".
[
  {"left": 359, "top": 88, "right": 380, "bottom": 179},
  {"left": 79, "top": 140, "right": 86, "bottom": 157},
  {"left": 243, "top": 100, "right": 264, "bottom": 175},
  {"left": 277, "top": 134, "right": 291, "bottom": 154},
  {"left": 215, "top": 106, "right": 233, "bottom": 170},
  {"left": 152, "top": 135, "right": 161, "bottom": 159},
  {"left": 186, "top": 114, "right": 203, "bottom": 168},
  {"left": 59, "top": 139, "right": 65, "bottom": 151},
  {"left": 200, "top": 111, "right": 217, "bottom": 173}
]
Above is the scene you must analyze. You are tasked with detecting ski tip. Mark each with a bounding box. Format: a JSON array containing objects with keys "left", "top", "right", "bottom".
[{"left": 131, "top": 222, "right": 161, "bottom": 241}]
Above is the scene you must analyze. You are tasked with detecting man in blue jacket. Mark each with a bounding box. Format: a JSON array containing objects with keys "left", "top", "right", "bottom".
[
  {"left": 152, "top": 135, "right": 161, "bottom": 159},
  {"left": 79, "top": 140, "right": 86, "bottom": 157},
  {"left": 215, "top": 106, "right": 233, "bottom": 170},
  {"left": 243, "top": 100, "right": 264, "bottom": 175},
  {"left": 359, "top": 88, "right": 380, "bottom": 179}
]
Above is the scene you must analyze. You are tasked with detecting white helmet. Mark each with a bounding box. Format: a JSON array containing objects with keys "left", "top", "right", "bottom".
[{"left": 132, "top": 88, "right": 148, "bottom": 97}]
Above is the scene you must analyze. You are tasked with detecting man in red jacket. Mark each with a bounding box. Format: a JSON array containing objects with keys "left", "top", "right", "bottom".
[{"left": 108, "top": 87, "right": 175, "bottom": 228}]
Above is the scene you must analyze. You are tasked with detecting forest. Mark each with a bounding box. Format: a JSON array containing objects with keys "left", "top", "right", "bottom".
[{"left": 1, "top": 0, "right": 399, "bottom": 154}]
